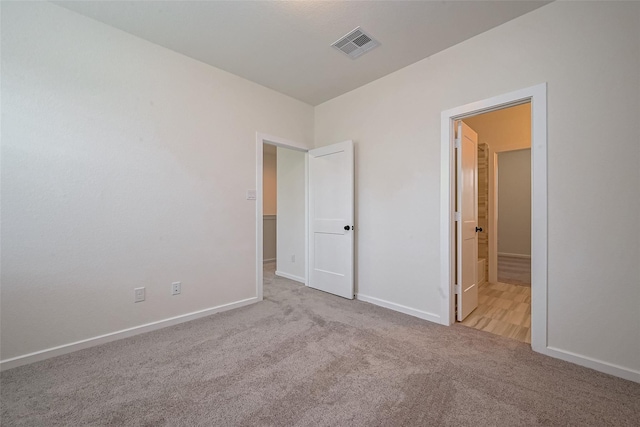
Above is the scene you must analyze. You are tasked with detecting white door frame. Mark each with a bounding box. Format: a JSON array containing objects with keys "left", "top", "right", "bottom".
[
  {"left": 255, "top": 132, "right": 309, "bottom": 301},
  {"left": 440, "top": 83, "right": 547, "bottom": 353}
]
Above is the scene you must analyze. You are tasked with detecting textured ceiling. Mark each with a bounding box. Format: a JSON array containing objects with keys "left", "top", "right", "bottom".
[{"left": 55, "top": 1, "right": 550, "bottom": 106}]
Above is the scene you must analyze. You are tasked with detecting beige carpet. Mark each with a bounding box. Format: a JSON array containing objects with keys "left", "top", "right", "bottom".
[{"left": 1, "top": 263, "right": 638, "bottom": 426}]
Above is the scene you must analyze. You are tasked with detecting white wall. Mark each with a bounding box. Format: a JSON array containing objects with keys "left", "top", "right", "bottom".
[
  {"left": 498, "top": 150, "right": 531, "bottom": 256},
  {"left": 315, "top": 1, "right": 640, "bottom": 376},
  {"left": 263, "top": 146, "right": 277, "bottom": 262},
  {"left": 262, "top": 216, "right": 277, "bottom": 263},
  {"left": 3, "top": 0, "right": 639, "bottom": 382},
  {"left": 0, "top": 2, "right": 313, "bottom": 362},
  {"left": 276, "top": 147, "right": 306, "bottom": 281},
  {"left": 263, "top": 146, "right": 277, "bottom": 215},
  {"left": 463, "top": 103, "right": 531, "bottom": 152}
]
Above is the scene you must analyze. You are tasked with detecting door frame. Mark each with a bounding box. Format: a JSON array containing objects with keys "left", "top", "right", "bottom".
[
  {"left": 255, "top": 132, "right": 309, "bottom": 301},
  {"left": 439, "top": 83, "right": 547, "bottom": 353}
]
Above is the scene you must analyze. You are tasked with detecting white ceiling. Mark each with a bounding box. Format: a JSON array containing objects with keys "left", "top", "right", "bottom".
[{"left": 54, "top": 1, "right": 550, "bottom": 106}]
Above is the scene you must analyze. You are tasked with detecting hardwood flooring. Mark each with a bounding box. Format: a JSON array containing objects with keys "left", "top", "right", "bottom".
[
  {"left": 460, "top": 281, "right": 531, "bottom": 343},
  {"left": 497, "top": 254, "right": 531, "bottom": 286}
]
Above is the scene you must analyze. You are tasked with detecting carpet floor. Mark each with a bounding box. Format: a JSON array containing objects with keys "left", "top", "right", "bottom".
[{"left": 1, "top": 264, "right": 638, "bottom": 426}]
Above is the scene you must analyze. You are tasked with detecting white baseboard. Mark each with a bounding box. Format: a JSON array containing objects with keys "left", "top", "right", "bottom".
[
  {"left": 497, "top": 252, "right": 531, "bottom": 259},
  {"left": 356, "top": 293, "right": 441, "bottom": 324},
  {"left": 0, "top": 297, "right": 258, "bottom": 372},
  {"left": 535, "top": 346, "right": 640, "bottom": 383},
  {"left": 275, "top": 270, "right": 305, "bottom": 284},
  {"left": 263, "top": 258, "right": 276, "bottom": 264}
]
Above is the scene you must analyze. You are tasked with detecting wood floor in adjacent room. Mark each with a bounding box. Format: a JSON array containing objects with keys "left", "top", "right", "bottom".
[{"left": 460, "top": 281, "right": 531, "bottom": 343}]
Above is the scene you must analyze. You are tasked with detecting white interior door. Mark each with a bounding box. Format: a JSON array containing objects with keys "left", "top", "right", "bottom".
[
  {"left": 456, "top": 121, "right": 479, "bottom": 321},
  {"left": 308, "top": 140, "right": 354, "bottom": 299}
]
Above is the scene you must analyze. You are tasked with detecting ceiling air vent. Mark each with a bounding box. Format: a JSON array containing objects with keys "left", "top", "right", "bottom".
[{"left": 331, "top": 27, "right": 379, "bottom": 59}]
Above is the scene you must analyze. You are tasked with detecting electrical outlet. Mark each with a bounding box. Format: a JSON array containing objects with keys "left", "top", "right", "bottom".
[
  {"left": 171, "top": 282, "right": 181, "bottom": 296},
  {"left": 134, "top": 287, "right": 145, "bottom": 303},
  {"left": 291, "top": 254, "right": 295, "bottom": 263}
]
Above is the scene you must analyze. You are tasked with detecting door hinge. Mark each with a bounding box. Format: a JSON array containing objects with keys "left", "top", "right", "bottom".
[
  {"left": 454, "top": 138, "right": 461, "bottom": 149},
  {"left": 455, "top": 284, "right": 461, "bottom": 295},
  {"left": 454, "top": 212, "right": 461, "bottom": 221}
]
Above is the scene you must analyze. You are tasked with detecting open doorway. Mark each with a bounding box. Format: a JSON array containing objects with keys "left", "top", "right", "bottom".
[
  {"left": 440, "top": 83, "right": 547, "bottom": 353},
  {"left": 263, "top": 143, "right": 278, "bottom": 266},
  {"left": 256, "top": 133, "right": 356, "bottom": 302},
  {"left": 260, "top": 141, "right": 307, "bottom": 300},
  {"left": 457, "top": 104, "right": 532, "bottom": 343},
  {"left": 255, "top": 133, "right": 309, "bottom": 301}
]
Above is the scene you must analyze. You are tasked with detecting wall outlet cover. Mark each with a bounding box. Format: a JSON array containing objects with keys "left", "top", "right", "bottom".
[
  {"left": 171, "top": 282, "right": 181, "bottom": 295},
  {"left": 134, "top": 287, "right": 145, "bottom": 303}
]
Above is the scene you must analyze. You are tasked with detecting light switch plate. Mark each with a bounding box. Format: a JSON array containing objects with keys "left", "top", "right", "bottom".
[{"left": 246, "top": 190, "right": 256, "bottom": 200}]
